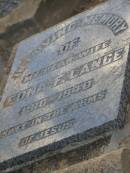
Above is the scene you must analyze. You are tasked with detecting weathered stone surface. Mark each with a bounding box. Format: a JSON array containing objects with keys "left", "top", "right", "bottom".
[
  {"left": 0, "top": 0, "right": 106, "bottom": 99},
  {"left": 53, "top": 148, "right": 130, "bottom": 173},
  {"left": 13, "top": 136, "right": 111, "bottom": 173},
  {"left": 105, "top": 123, "right": 130, "bottom": 151},
  {"left": 0, "top": 0, "right": 130, "bottom": 171},
  {"left": 0, "top": 0, "right": 42, "bottom": 34},
  {"left": 0, "top": 0, "right": 22, "bottom": 17}
]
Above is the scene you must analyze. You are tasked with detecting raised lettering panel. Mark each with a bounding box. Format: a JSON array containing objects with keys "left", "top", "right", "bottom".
[{"left": 0, "top": 0, "right": 130, "bottom": 171}]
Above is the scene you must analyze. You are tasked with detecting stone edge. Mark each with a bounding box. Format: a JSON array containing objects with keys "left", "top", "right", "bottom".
[{"left": 0, "top": 45, "right": 130, "bottom": 172}]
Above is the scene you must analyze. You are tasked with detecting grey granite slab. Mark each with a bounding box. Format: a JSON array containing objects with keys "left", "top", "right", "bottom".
[{"left": 0, "top": 0, "right": 130, "bottom": 171}]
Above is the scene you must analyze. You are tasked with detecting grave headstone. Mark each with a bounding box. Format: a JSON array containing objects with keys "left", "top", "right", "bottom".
[{"left": 0, "top": 0, "right": 130, "bottom": 171}]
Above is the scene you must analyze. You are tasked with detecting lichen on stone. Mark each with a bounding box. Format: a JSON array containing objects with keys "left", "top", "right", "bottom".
[{"left": 0, "top": 0, "right": 22, "bottom": 17}]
